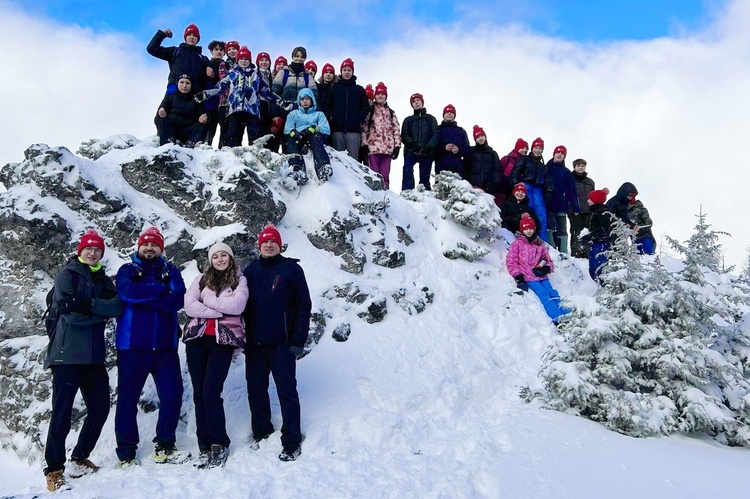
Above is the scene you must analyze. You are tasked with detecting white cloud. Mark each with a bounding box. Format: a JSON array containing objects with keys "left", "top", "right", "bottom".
[{"left": 1, "top": 2, "right": 748, "bottom": 267}]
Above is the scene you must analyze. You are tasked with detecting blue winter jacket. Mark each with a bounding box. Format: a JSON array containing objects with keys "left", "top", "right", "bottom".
[
  {"left": 115, "top": 255, "right": 186, "bottom": 350},
  {"left": 242, "top": 254, "right": 312, "bottom": 347},
  {"left": 284, "top": 88, "right": 331, "bottom": 136},
  {"left": 546, "top": 160, "right": 581, "bottom": 213},
  {"left": 204, "top": 64, "right": 281, "bottom": 117},
  {"left": 435, "top": 121, "right": 471, "bottom": 175}
]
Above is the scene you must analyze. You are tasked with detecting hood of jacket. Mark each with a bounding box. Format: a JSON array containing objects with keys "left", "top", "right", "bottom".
[
  {"left": 615, "top": 182, "right": 638, "bottom": 199},
  {"left": 296, "top": 87, "right": 318, "bottom": 112}
]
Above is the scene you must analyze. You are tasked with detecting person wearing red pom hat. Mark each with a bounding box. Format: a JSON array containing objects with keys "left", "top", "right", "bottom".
[
  {"left": 400, "top": 92, "right": 440, "bottom": 190},
  {"left": 330, "top": 57, "right": 369, "bottom": 160},
  {"left": 147, "top": 24, "right": 212, "bottom": 96},
  {"left": 545, "top": 144, "right": 580, "bottom": 254},
  {"left": 315, "top": 63, "right": 337, "bottom": 135},
  {"left": 242, "top": 224, "right": 312, "bottom": 462},
  {"left": 509, "top": 136, "right": 550, "bottom": 238},
  {"left": 114, "top": 226, "right": 188, "bottom": 467},
  {"left": 585, "top": 188, "right": 613, "bottom": 283},
  {"left": 256, "top": 51, "right": 282, "bottom": 153},
  {"left": 499, "top": 138, "right": 529, "bottom": 202},
  {"left": 465, "top": 125, "right": 503, "bottom": 202},
  {"left": 435, "top": 104, "right": 471, "bottom": 177},
  {"left": 43, "top": 229, "right": 122, "bottom": 491},
  {"left": 361, "top": 82, "right": 402, "bottom": 189}
]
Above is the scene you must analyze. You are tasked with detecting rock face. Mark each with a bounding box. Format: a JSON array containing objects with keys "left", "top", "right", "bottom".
[{"left": 0, "top": 137, "right": 494, "bottom": 460}]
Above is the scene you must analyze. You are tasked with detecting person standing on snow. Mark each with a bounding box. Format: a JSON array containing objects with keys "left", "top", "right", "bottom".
[
  {"left": 400, "top": 93, "right": 440, "bottom": 191},
  {"left": 545, "top": 145, "right": 580, "bottom": 253},
  {"left": 43, "top": 230, "right": 122, "bottom": 492},
  {"left": 434, "top": 104, "right": 471, "bottom": 177},
  {"left": 183, "top": 243, "right": 248, "bottom": 469},
  {"left": 147, "top": 24, "right": 212, "bottom": 96},
  {"left": 243, "top": 225, "right": 312, "bottom": 462},
  {"left": 330, "top": 58, "right": 369, "bottom": 160},
  {"left": 114, "top": 227, "right": 187, "bottom": 467},
  {"left": 361, "top": 82, "right": 402, "bottom": 190},
  {"left": 510, "top": 137, "right": 551, "bottom": 238}
]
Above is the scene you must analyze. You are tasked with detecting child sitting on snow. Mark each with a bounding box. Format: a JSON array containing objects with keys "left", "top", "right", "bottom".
[
  {"left": 155, "top": 74, "right": 208, "bottom": 147},
  {"left": 284, "top": 88, "right": 332, "bottom": 185},
  {"left": 506, "top": 214, "right": 570, "bottom": 324}
]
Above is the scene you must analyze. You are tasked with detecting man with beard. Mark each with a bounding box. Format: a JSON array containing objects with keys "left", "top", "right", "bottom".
[{"left": 114, "top": 227, "right": 187, "bottom": 466}]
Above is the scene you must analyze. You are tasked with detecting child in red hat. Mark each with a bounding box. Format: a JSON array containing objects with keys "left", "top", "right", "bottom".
[
  {"left": 361, "top": 82, "right": 401, "bottom": 189},
  {"left": 400, "top": 93, "right": 440, "bottom": 190},
  {"left": 435, "top": 104, "right": 471, "bottom": 177},
  {"left": 147, "top": 24, "right": 211, "bottom": 96},
  {"left": 465, "top": 125, "right": 503, "bottom": 203},
  {"left": 330, "top": 58, "right": 369, "bottom": 160}
]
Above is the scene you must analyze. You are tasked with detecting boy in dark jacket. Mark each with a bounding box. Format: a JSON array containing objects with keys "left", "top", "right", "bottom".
[
  {"left": 545, "top": 145, "right": 580, "bottom": 253},
  {"left": 330, "top": 58, "right": 369, "bottom": 160},
  {"left": 569, "top": 158, "right": 595, "bottom": 258},
  {"left": 43, "top": 230, "right": 122, "bottom": 492},
  {"left": 434, "top": 104, "right": 471, "bottom": 177},
  {"left": 500, "top": 183, "right": 541, "bottom": 234},
  {"left": 510, "top": 137, "right": 550, "bottom": 237},
  {"left": 628, "top": 196, "right": 656, "bottom": 254},
  {"left": 147, "top": 24, "right": 211, "bottom": 95},
  {"left": 205, "top": 40, "right": 225, "bottom": 146},
  {"left": 465, "top": 125, "right": 502, "bottom": 202},
  {"left": 583, "top": 188, "right": 613, "bottom": 283},
  {"left": 606, "top": 182, "right": 639, "bottom": 228},
  {"left": 400, "top": 93, "right": 440, "bottom": 191},
  {"left": 155, "top": 74, "right": 208, "bottom": 147},
  {"left": 114, "top": 227, "right": 187, "bottom": 467},
  {"left": 243, "top": 225, "right": 312, "bottom": 462}
]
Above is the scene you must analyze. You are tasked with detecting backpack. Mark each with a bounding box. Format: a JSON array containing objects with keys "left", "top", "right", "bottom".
[
  {"left": 42, "top": 271, "right": 78, "bottom": 338},
  {"left": 282, "top": 69, "right": 309, "bottom": 89}
]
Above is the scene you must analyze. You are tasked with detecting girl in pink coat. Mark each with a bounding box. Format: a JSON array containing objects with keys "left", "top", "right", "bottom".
[
  {"left": 361, "top": 82, "right": 401, "bottom": 189},
  {"left": 505, "top": 214, "right": 570, "bottom": 323},
  {"left": 183, "top": 242, "right": 249, "bottom": 468}
]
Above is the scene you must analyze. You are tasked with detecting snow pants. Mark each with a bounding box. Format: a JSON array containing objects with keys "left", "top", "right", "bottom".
[
  {"left": 44, "top": 364, "right": 110, "bottom": 474},
  {"left": 402, "top": 152, "right": 434, "bottom": 191},
  {"left": 635, "top": 236, "right": 656, "bottom": 255},
  {"left": 245, "top": 344, "right": 302, "bottom": 451},
  {"left": 286, "top": 133, "right": 331, "bottom": 179},
  {"left": 186, "top": 335, "right": 235, "bottom": 451},
  {"left": 589, "top": 241, "right": 610, "bottom": 283},
  {"left": 527, "top": 279, "right": 570, "bottom": 322},
  {"left": 369, "top": 153, "right": 392, "bottom": 189},
  {"left": 225, "top": 112, "right": 261, "bottom": 147},
  {"left": 525, "top": 184, "right": 547, "bottom": 236},
  {"left": 115, "top": 349, "right": 183, "bottom": 461},
  {"left": 155, "top": 116, "right": 208, "bottom": 147}
]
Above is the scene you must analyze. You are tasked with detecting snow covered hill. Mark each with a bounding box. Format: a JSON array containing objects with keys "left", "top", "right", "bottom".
[{"left": 1, "top": 136, "right": 749, "bottom": 498}]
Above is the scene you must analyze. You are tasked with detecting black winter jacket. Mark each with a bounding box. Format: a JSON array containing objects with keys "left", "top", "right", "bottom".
[
  {"left": 401, "top": 108, "right": 440, "bottom": 156},
  {"left": 500, "top": 197, "right": 541, "bottom": 233},
  {"left": 158, "top": 92, "right": 206, "bottom": 129},
  {"left": 242, "top": 255, "right": 312, "bottom": 347},
  {"left": 606, "top": 182, "right": 638, "bottom": 227},
  {"left": 587, "top": 204, "right": 616, "bottom": 243},
  {"left": 147, "top": 30, "right": 209, "bottom": 92},
  {"left": 45, "top": 258, "right": 122, "bottom": 368},
  {"left": 465, "top": 143, "right": 502, "bottom": 192},
  {"left": 330, "top": 75, "right": 369, "bottom": 134},
  {"left": 435, "top": 121, "right": 471, "bottom": 174}
]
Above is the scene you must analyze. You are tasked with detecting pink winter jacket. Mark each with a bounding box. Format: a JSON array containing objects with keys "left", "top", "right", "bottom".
[
  {"left": 505, "top": 235, "right": 555, "bottom": 282},
  {"left": 183, "top": 272, "right": 249, "bottom": 348},
  {"left": 361, "top": 103, "right": 401, "bottom": 155}
]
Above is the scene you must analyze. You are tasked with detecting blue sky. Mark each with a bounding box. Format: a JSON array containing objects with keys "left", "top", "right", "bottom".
[{"left": 14, "top": 0, "right": 723, "bottom": 49}]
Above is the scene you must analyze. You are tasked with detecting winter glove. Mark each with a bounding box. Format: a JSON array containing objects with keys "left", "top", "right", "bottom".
[
  {"left": 194, "top": 91, "right": 209, "bottom": 103},
  {"left": 289, "top": 345, "right": 305, "bottom": 358},
  {"left": 391, "top": 146, "right": 401, "bottom": 160},
  {"left": 514, "top": 274, "right": 529, "bottom": 292},
  {"left": 532, "top": 265, "right": 551, "bottom": 277},
  {"left": 74, "top": 298, "right": 93, "bottom": 315},
  {"left": 279, "top": 100, "right": 294, "bottom": 112},
  {"left": 289, "top": 130, "right": 297, "bottom": 139},
  {"left": 160, "top": 270, "right": 172, "bottom": 287},
  {"left": 306, "top": 126, "right": 317, "bottom": 135}
]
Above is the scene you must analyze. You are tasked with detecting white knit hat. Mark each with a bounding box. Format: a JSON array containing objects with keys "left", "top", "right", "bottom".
[{"left": 208, "top": 242, "right": 234, "bottom": 261}]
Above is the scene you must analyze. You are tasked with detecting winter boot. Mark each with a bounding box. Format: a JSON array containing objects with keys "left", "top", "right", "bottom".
[
  {"left": 68, "top": 458, "right": 100, "bottom": 478},
  {"left": 249, "top": 433, "right": 271, "bottom": 451},
  {"left": 208, "top": 444, "right": 228, "bottom": 468},
  {"left": 288, "top": 169, "right": 309, "bottom": 186},
  {"left": 316, "top": 164, "right": 333, "bottom": 182},
  {"left": 154, "top": 443, "right": 191, "bottom": 465},
  {"left": 118, "top": 458, "right": 141, "bottom": 468},
  {"left": 45, "top": 469, "right": 66, "bottom": 492},
  {"left": 193, "top": 448, "right": 211, "bottom": 469},
  {"left": 559, "top": 235, "right": 569, "bottom": 254},
  {"left": 278, "top": 445, "right": 301, "bottom": 462}
]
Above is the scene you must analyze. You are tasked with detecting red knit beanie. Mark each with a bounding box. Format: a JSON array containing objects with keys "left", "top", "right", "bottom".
[
  {"left": 365, "top": 84, "right": 374, "bottom": 100},
  {"left": 531, "top": 137, "right": 544, "bottom": 150},
  {"left": 305, "top": 60, "right": 317, "bottom": 73},
  {"left": 410, "top": 93, "right": 424, "bottom": 105},
  {"left": 137, "top": 227, "right": 165, "bottom": 251},
  {"left": 443, "top": 104, "right": 456, "bottom": 117},
  {"left": 257, "top": 224, "right": 282, "bottom": 249},
  {"left": 183, "top": 24, "right": 200, "bottom": 42},
  {"left": 374, "top": 82, "right": 387, "bottom": 98},
  {"left": 225, "top": 40, "right": 239, "bottom": 53},
  {"left": 553, "top": 145, "right": 567, "bottom": 157},
  {"left": 256, "top": 52, "right": 270, "bottom": 66},
  {"left": 588, "top": 188, "right": 610, "bottom": 205},
  {"left": 512, "top": 183, "right": 527, "bottom": 195},
  {"left": 340, "top": 58, "right": 354, "bottom": 72},
  {"left": 274, "top": 56, "right": 288, "bottom": 68},
  {"left": 519, "top": 213, "right": 536, "bottom": 232},
  {"left": 237, "top": 46, "right": 251, "bottom": 61},
  {"left": 514, "top": 138, "right": 529, "bottom": 152},
  {"left": 322, "top": 63, "right": 335, "bottom": 75},
  {"left": 472, "top": 125, "right": 486, "bottom": 140},
  {"left": 77, "top": 229, "right": 105, "bottom": 255}
]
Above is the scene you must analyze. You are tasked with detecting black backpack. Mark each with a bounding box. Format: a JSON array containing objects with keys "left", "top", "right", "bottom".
[{"left": 42, "top": 271, "right": 78, "bottom": 338}]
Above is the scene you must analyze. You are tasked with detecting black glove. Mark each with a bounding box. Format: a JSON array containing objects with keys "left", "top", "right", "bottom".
[
  {"left": 289, "top": 345, "right": 305, "bottom": 358},
  {"left": 391, "top": 146, "right": 400, "bottom": 160},
  {"left": 160, "top": 270, "right": 171, "bottom": 286},
  {"left": 532, "top": 265, "right": 551, "bottom": 277},
  {"left": 194, "top": 91, "right": 209, "bottom": 103},
  {"left": 514, "top": 274, "right": 529, "bottom": 292}
]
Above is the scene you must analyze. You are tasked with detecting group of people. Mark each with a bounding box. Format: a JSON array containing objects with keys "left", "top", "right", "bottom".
[{"left": 42, "top": 225, "right": 311, "bottom": 491}]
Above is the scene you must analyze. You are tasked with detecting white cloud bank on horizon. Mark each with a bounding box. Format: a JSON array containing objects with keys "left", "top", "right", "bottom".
[{"left": 1, "top": 2, "right": 748, "bottom": 268}]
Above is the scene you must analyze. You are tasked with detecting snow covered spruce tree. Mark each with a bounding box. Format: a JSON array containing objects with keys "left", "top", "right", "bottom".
[
  {"left": 667, "top": 207, "right": 732, "bottom": 281},
  {"left": 531, "top": 219, "right": 750, "bottom": 446}
]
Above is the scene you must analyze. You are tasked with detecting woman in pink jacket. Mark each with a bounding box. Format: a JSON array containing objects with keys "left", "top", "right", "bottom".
[
  {"left": 505, "top": 214, "right": 570, "bottom": 324},
  {"left": 361, "top": 82, "right": 401, "bottom": 189},
  {"left": 184, "top": 242, "right": 248, "bottom": 469}
]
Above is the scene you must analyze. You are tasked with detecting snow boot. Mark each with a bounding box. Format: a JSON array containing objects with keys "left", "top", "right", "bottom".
[
  {"left": 68, "top": 458, "right": 100, "bottom": 478},
  {"left": 118, "top": 458, "right": 141, "bottom": 468},
  {"left": 193, "top": 449, "right": 211, "bottom": 469},
  {"left": 279, "top": 446, "right": 301, "bottom": 462},
  {"left": 154, "top": 443, "right": 191, "bottom": 465},
  {"left": 208, "top": 444, "right": 228, "bottom": 468},
  {"left": 288, "top": 169, "right": 309, "bottom": 186},
  {"left": 45, "top": 469, "right": 66, "bottom": 492},
  {"left": 316, "top": 164, "right": 333, "bottom": 182},
  {"left": 249, "top": 433, "right": 271, "bottom": 451}
]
